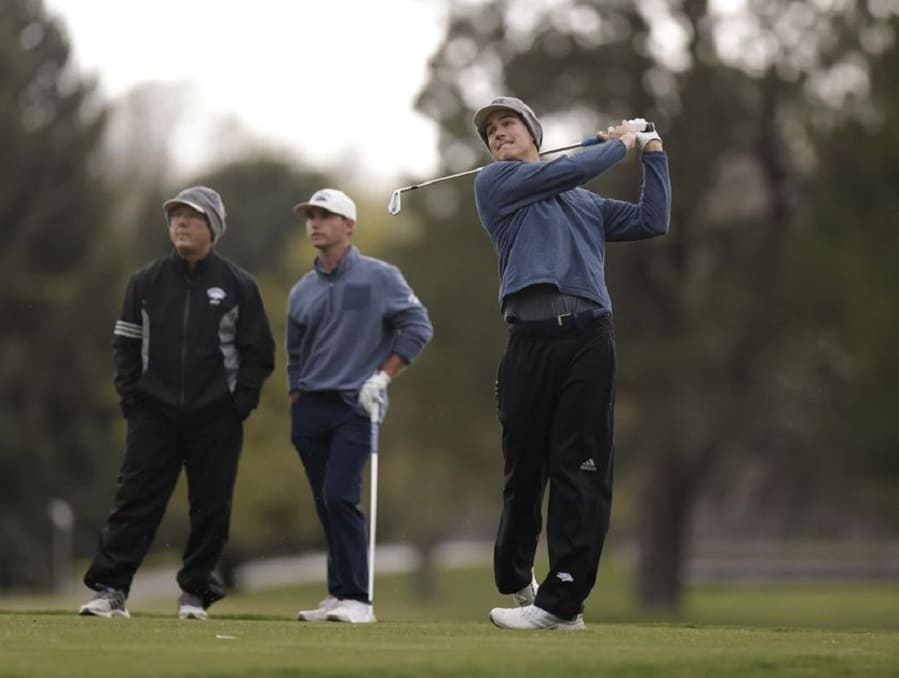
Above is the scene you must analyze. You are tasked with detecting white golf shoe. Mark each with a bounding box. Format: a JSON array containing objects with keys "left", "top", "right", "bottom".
[
  {"left": 178, "top": 592, "right": 208, "bottom": 620},
  {"left": 78, "top": 588, "right": 130, "bottom": 619},
  {"left": 512, "top": 571, "right": 539, "bottom": 607},
  {"left": 296, "top": 595, "right": 339, "bottom": 622},
  {"left": 489, "top": 604, "right": 585, "bottom": 631},
  {"left": 325, "top": 599, "right": 376, "bottom": 623}
]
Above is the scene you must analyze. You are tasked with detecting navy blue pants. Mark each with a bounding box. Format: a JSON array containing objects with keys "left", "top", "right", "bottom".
[
  {"left": 494, "top": 312, "right": 616, "bottom": 620},
  {"left": 84, "top": 405, "right": 243, "bottom": 608},
  {"left": 291, "top": 392, "right": 372, "bottom": 602}
]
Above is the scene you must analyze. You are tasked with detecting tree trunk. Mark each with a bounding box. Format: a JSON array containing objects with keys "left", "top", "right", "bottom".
[
  {"left": 636, "top": 447, "right": 695, "bottom": 610},
  {"left": 412, "top": 537, "right": 439, "bottom": 600}
]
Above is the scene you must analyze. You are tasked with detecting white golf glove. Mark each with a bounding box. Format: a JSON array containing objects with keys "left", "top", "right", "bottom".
[
  {"left": 358, "top": 370, "right": 391, "bottom": 419},
  {"left": 625, "top": 117, "right": 649, "bottom": 134},
  {"left": 626, "top": 117, "right": 662, "bottom": 150}
]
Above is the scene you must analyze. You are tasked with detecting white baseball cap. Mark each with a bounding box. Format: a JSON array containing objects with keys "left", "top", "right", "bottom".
[{"left": 293, "top": 188, "right": 357, "bottom": 221}]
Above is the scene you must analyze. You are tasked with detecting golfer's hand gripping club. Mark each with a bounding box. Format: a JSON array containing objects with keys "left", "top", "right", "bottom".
[
  {"left": 359, "top": 370, "right": 390, "bottom": 420},
  {"left": 625, "top": 118, "right": 662, "bottom": 149}
]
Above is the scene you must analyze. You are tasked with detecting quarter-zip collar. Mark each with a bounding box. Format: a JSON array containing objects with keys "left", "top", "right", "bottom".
[
  {"left": 172, "top": 249, "right": 215, "bottom": 276},
  {"left": 314, "top": 245, "right": 359, "bottom": 279}
]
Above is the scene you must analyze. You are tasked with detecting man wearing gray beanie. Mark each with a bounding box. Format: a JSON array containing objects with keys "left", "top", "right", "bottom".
[
  {"left": 163, "top": 185, "right": 228, "bottom": 243},
  {"left": 78, "top": 185, "right": 275, "bottom": 621}
]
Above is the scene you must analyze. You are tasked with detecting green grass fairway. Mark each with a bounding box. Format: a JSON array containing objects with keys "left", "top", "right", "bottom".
[
  {"left": 3, "top": 561, "right": 899, "bottom": 676},
  {"left": 1, "top": 614, "right": 897, "bottom": 677}
]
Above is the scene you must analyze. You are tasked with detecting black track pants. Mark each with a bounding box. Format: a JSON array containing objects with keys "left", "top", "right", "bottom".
[
  {"left": 84, "top": 406, "right": 243, "bottom": 607},
  {"left": 494, "top": 313, "right": 615, "bottom": 620}
]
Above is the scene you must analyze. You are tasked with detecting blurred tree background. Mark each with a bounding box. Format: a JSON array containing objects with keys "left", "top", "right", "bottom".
[{"left": 1, "top": 0, "right": 897, "bottom": 614}]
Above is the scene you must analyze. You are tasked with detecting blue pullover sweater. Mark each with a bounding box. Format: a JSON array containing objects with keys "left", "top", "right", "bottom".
[
  {"left": 286, "top": 246, "right": 433, "bottom": 404},
  {"left": 473, "top": 140, "right": 671, "bottom": 314}
]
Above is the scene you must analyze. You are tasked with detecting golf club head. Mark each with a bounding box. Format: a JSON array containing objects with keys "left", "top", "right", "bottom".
[{"left": 388, "top": 190, "right": 402, "bottom": 215}]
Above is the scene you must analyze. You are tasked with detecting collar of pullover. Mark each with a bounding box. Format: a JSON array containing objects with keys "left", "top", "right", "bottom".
[
  {"left": 314, "top": 245, "right": 359, "bottom": 278},
  {"left": 172, "top": 249, "right": 214, "bottom": 275}
]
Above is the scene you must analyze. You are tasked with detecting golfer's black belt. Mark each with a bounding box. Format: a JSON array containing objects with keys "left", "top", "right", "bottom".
[{"left": 506, "top": 308, "right": 609, "bottom": 333}]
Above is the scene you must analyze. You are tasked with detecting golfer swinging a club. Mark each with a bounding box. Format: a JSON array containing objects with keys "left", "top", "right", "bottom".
[
  {"left": 287, "top": 189, "right": 432, "bottom": 623},
  {"left": 472, "top": 97, "right": 671, "bottom": 630}
]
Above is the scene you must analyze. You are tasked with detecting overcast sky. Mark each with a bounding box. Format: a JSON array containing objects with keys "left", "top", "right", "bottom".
[
  {"left": 43, "top": 0, "right": 755, "bottom": 190},
  {"left": 44, "top": 0, "right": 449, "bottom": 188}
]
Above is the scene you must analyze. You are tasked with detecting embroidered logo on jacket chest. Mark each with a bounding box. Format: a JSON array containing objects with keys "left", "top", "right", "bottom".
[{"left": 206, "top": 287, "right": 227, "bottom": 306}]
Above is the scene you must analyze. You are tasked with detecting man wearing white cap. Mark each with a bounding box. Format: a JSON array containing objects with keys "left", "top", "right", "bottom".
[
  {"left": 471, "top": 97, "right": 672, "bottom": 630},
  {"left": 287, "top": 188, "right": 432, "bottom": 623},
  {"left": 79, "top": 186, "right": 275, "bottom": 621}
]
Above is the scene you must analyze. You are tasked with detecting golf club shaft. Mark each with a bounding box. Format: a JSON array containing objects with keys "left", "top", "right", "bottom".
[
  {"left": 396, "top": 136, "right": 602, "bottom": 194},
  {"left": 368, "top": 407, "right": 379, "bottom": 603}
]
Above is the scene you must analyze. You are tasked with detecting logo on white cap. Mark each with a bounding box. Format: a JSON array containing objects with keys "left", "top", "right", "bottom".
[{"left": 293, "top": 188, "right": 357, "bottom": 221}]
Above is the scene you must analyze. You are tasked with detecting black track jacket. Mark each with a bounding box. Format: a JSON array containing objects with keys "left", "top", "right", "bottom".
[{"left": 112, "top": 251, "right": 275, "bottom": 420}]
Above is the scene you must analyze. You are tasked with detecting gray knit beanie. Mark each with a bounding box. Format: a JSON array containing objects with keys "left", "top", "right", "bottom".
[
  {"left": 473, "top": 96, "right": 543, "bottom": 150},
  {"left": 162, "top": 186, "right": 227, "bottom": 242}
]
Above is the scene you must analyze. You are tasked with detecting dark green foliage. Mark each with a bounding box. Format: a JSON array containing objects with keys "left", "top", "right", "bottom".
[
  {"left": 790, "top": 12, "right": 899, "bottom": 522},
  {"left": 0, "top": 0, "right": 120, "bottom": 588}
]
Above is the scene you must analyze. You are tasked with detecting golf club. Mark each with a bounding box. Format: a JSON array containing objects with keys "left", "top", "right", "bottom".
[
  {"left": 367, "top": 403, "right": 380, "bottom": 604},
  {"left": 386, "top": 123, "right": 655, "bottom": 215}
]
